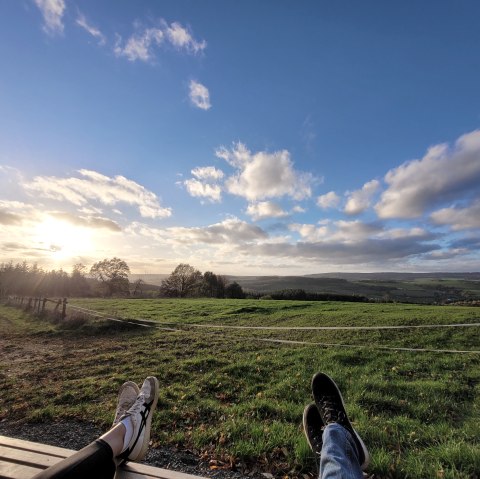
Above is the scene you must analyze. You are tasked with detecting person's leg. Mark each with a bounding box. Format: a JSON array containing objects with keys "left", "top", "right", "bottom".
[
  {"left": 319, "top": 423, "right": 363, "bottom": 479},
  {"left": 303, "top": 372, "right": 369, "bottom": 479},
  {"left": 32, "top": 378, "right": 159, "bottom": 479},
  {"left": 32, "top": 437, "right": 117, "bottom": 479}
]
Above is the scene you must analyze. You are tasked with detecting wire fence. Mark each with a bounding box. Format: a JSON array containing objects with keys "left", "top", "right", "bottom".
[
  {"left": 6, "top": 295, "right": 68, "bottom": 318},
  {"left": 4, "top": 296, "right": 480, "bottom": 354}
]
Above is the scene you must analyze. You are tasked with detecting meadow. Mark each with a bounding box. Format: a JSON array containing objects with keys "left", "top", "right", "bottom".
[{"left": 1, "top": 298, "right": 479, "bottom": 478}]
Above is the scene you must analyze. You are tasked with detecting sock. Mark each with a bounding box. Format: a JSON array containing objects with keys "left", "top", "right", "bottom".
[{"left": 120, "top": 416, "right": 134, "bottom": 453}]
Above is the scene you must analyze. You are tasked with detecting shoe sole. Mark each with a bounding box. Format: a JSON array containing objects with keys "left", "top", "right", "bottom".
[
  {"left": 302, "top": 402, "right": 323, "bottom": 455},
  {"left": 135, "top": 376, "right": 160, "bottom": 462},
  {"left": 311, "top": 372, "right": 370, "bottom": 470}
]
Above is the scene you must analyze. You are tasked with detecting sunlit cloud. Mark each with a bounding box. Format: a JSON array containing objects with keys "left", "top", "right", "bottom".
[
  {"left": 317, "top": 191, "right": 340, "bottom": 209},
  {"left": 375, "top": 129, "right": 480, "bottom": 218},
  {"left": 114, "top": 20, "right": 205, "bottom": 63},
  {"left": 344, "top": 180, "right": 380, "bottom": 215},
  {"left": 33, "top": 0, "right": 65, "bottom": 35},
  {"left": 189, "top": 80, "right": 211, "bottom": 110},
  {"left": 217, "top": 142, "right": 314, "bottom": 201},
  {"left": 246, "top": 201, "right": 288, "bottom": 221},
  {"left": 166, "top": 22, "right": 206, "bottom": 53},
  {"left": 431, "top": 199, "right": 480, "bottom": 231},
  {"left": 184, "top": 166, "right": 223, "bottom": 202},
  {"left": 22, "top": 169, "right": 172, "bottom": 218},
  {"left": 184, "top": 179, "right": 222, "bottom": 202}
]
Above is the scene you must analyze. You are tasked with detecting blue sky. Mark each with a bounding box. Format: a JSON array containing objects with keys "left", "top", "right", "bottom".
[{"left": 1, "top": 0, "right": 480, "bottom": 275}]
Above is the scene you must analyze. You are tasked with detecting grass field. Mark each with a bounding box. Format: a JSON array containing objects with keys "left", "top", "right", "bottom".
[{"left": 1, "top": 298, "right": 479, "bottom": 478}]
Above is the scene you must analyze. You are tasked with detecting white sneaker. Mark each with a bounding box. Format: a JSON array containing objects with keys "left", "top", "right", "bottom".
[
  {"left": 118, "top": 376, "right": 159, "bottom": 462},
  {"left": 112, "top": 381, "right": 140, "bottom": 427}
]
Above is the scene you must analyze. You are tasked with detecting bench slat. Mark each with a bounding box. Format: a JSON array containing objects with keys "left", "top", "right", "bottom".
[
  {"left": 0, "top": 445, "right": 62, "bottom": 468},
  {"left": 0, "top": 461, "right": 42, "bottom": 479},
  {"left": 0, "top": 436, "right": 74, "bottom": 458},
  {"left": 0, "top": 436, "right": 209, "bottom": 479}
]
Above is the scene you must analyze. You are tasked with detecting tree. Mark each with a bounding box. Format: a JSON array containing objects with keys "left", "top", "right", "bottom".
[
  {"left": 160, "top": 263, "right": 202, "bottom": 297},
  {"left": 201, "top": 271, "right": 227, "bottom": 298},
  {"left": 70, "top": 263, "right": 91, "bottom": 297},
  {"left": 90, "top": 257, "right": 130, "bottom": 296},
  {"left": 225, "top": 281, "right": 245, "bottom": 299},
  {"left": 132, "top": 278, "right": 144, "bottom": 296}
]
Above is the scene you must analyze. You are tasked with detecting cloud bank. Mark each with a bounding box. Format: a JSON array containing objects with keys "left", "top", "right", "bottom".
[
  {"left": 376, "top": 130, "right": 480, "bottom": 219},
  {"left": 23, "top": 169, "right": 172, "bottom": 218}
]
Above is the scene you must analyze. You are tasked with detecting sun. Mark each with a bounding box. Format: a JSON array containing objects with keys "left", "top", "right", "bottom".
[{"left": 33, "top": 217, "right": 93, "bottom": 263}]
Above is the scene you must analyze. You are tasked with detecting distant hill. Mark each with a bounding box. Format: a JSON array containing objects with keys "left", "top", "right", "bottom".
[
  {"left": 129, "top": 272, "right": 480, "bottom": 303},
  {"left": 129, "top": 274, "right": 169, "bottom": 286},
  {"left": 303, "top": 272, "right": 480, "bottom": 281},
  {"left": 226, "top": 272, "right": 480, "bottom": 303}
]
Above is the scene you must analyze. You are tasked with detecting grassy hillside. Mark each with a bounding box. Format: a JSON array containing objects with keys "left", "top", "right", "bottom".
[{"left": 1, "top": 299, "right": 479, "bottom": 478}]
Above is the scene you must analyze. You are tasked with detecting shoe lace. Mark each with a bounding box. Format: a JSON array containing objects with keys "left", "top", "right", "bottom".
[
  {"left": 320, "top": 396, "right": 345, "bottom": 424},
  {"left": 123, "top": 392, "right": 146, "bottom": 418}
]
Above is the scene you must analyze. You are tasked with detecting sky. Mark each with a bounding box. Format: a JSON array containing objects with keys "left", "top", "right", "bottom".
[{"left": 1, "top": 0, "right": 480, "bottom": 276}]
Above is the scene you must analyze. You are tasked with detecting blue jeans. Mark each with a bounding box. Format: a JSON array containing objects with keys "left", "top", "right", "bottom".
[{"left": 319, "top": 424, "right": 363, "bottom": 479}]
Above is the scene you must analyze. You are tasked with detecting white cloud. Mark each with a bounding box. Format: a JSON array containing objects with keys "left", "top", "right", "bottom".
[
  {"left": 184, "top": 178, "right": 222, "bottom": 202},
  {"left": 76, "top": 13, "right": 106, "bottom": 45},
  {"left": 189, "top": 80, "right": 211, "bottom": 110},
  {"left": 166, "top": 22, "right": 206, "bottom": 53},
  {"left": 168, "top": 217, "right": 267, "bottom": 245},
  {"left": 376, "top": 130, "right": 480, "bottom": 219},
  {"left": 33, "top": 0, "right": 65, "bottom": 35},
  {"left": 217, "top": 142, "right": 314, "bottom": 201},
  {"left": 344, "top": 179, "right": 380, "bottom": 215},
  {"left": 114, "top": 20, "right": 205, "bottom": 63},
  {"left": 290, "top": 220, "right": 381, "bottom": 243},
  {"left": 22, "top": 169, "right": 172, "bottom": 218},
  {"left": 246, "top": 201, "right": 288, "bottom": 221},
  {"left": 431, "top": 199, "right": 480, "bottom": 230},
  {"left": 292, "top": 205, "right": 306, "bottom": 213},
  {"left": 184, "top": 166, "right": 223, "bottom": 202},
  {"left": 191, "top": 166, "right": 224, "bottom": 181},
  {"left": 114, "top": 28, "right": 164, "bottom": 62},
  {"left": 317, "top": 191, "right": 340, "bottom": 209}
]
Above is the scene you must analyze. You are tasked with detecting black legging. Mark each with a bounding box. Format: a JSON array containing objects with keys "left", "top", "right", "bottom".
[{"left": 33, "top": 439, "right": 116, "bottom": 479}]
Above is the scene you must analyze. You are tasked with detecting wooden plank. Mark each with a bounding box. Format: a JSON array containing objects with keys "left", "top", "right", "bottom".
[
  {"left": 0, "top": 445, "right": 62, "bottom": 468},
  {"left": 0, "top": 436, "right": 209, "bottom": 479},
  {"left": 0, "top": 436, "right": 74, "bottom": 458},
  {"left": 0, "top": 461, "right": 42, "bottom": 479}
]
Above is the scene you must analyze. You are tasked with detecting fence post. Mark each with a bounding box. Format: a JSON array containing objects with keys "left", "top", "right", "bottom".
[
  {"left": 42, "top": 297, "right": 47, "bottom": 313},
  {"left": 62, "top": 298, "right": 67, "bottom": 319},
  {"left": 27, "top": 298, "right": 32, "bottom": 310},
  {"left": 37, "top": 298, "right": 41, "bottom": 314}
]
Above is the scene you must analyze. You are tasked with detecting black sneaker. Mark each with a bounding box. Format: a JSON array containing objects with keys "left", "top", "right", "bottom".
[
  {"left": 302, "top": 402, "right": 324, "bottom": 458},
  {"left": 311, "top": 372, "right": 370, "bottom": 470}
]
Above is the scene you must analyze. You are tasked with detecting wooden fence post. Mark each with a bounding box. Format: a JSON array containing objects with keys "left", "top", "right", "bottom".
[
  {"left": 62, "top": 298, "right": 67, "bottom": 319},
  {"left": 42, "top": 298, "right": 47, "bottom": 313}
]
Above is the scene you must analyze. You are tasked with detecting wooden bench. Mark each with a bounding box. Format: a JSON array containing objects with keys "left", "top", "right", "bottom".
[{"left": 0, "top": 435, "right": 208, "bottom": 479}]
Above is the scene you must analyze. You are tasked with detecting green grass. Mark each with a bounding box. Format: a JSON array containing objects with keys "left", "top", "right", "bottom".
[{"left": 1, "top": 299, "right": 479, "bottom": 478}]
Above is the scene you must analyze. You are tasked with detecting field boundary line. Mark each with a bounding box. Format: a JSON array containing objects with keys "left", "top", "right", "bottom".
[
  {"left": 188, "top": 322, "right": 480, "bottom": 330},
  {"left": 257, "top": 338, "right": 480, "bottom": 354},
  {"left": 67, "top": 305, "right": 180, "bottom": 331}
]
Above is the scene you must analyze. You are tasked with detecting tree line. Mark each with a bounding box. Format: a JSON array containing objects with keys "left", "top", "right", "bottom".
[
  {"left": 159, "top": 263, "right": 245, "bottom": 298},
  {"left": 0, "top": 259, "right": 245, "bottom": 299}
]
